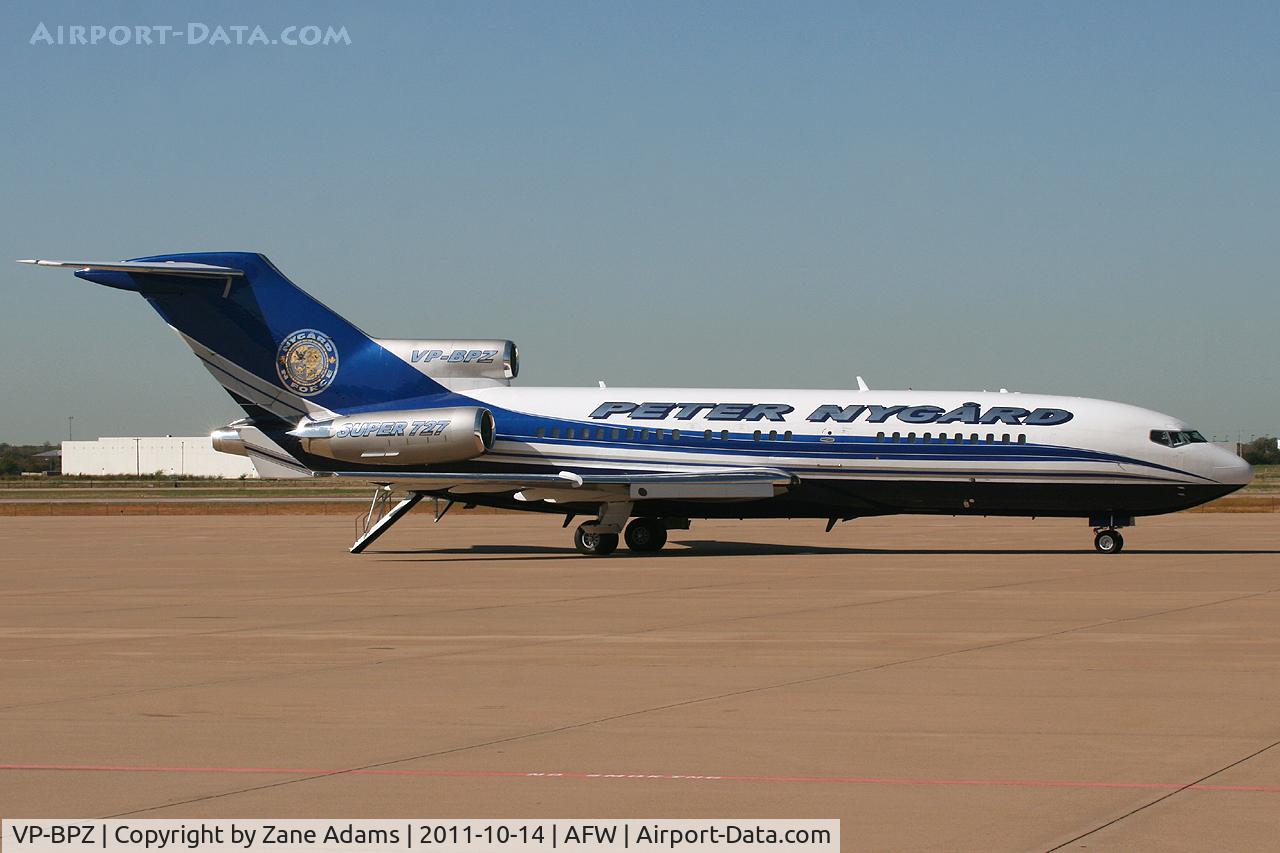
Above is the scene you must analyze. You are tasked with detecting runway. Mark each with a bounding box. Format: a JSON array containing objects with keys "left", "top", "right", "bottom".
[{"left": 2, "top": 513, "right": 1278, "bottom": 851}]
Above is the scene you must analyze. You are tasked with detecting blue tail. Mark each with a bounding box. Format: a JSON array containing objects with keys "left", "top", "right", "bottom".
[{"left": 76, "top": 252, "right": 447, "bottom": 421}]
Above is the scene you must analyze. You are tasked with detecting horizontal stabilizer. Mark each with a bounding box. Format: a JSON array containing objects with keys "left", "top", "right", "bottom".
[{"left": 17, "top": 259, "right": 244, "bottom": 277}]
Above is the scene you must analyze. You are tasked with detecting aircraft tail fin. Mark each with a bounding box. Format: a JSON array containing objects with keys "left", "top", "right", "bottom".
[{"left": 19, "top": 253, "right": 448, "bottom": 422}]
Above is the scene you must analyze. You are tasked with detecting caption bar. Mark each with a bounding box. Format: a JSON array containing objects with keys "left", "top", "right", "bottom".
[{"left": 3, "top": 821, "right": 838, "bottom": 852}]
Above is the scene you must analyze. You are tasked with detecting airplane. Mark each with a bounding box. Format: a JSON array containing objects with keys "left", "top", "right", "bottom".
[{"left": 19, "top": 252, "right": 1252, "bottom": 556}]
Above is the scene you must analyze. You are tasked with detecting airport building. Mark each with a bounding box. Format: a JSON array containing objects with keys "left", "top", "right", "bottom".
[{"left": 61, "top": 436, "right": 257, "bottom": 478}]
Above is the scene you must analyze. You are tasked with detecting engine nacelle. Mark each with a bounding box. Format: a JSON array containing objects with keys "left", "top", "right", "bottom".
[
  {"left": 210, "top": 427, "right": 248, "bottom": 457},
  {"left": 378, "top": 338, "right": 519, "bottom": 386},
  {"left": 291, "top": 407, "right": 495, "bottom": 466}
]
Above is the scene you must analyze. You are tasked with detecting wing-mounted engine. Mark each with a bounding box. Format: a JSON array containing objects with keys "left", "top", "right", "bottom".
[
  {"left": 290, "top": 407, "right": 495, "bottom": 466},
  {"left": 378, "top": 339, "right": 518, "bottom": 389}
]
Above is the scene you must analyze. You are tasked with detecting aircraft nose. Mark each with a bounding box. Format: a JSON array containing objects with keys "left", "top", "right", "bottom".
[{"left": 1209, "top": 446, "right": 1253, "bottom": 486}]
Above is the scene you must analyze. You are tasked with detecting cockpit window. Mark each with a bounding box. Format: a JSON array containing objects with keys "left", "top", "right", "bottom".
[{"left": 1150, "top": 429, "right": 1208, "bottom": 448}]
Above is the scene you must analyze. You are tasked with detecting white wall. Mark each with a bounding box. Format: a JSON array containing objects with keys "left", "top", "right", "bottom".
[{"left": 62, "top": 437, "right": 258, "bottom": 478}]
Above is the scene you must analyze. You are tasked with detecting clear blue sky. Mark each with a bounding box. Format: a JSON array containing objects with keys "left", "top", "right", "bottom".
[{"left": 2, "top": 0, "right": 1276, "bottom": 443}]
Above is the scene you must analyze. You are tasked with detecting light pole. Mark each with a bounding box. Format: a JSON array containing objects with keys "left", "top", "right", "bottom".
[{"left": 67, "top": 415, "right": 73, "bottom": 441}]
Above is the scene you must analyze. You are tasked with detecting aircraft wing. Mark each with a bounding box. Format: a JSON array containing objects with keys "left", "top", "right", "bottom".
[{"left": 333, "top": 468, "right": 797, "bottom": 502}]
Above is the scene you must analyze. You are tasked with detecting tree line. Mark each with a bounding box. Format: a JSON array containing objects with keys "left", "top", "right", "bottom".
[
  {"left": 1240, "top": 437, "right": 1280, "bottom": 466},
  {"left": 0, "top": 443, "right": 58, "bottom": 476}
]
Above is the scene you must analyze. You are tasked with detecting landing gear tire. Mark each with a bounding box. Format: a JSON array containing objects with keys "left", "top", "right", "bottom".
[
  {"left": 624, "top": 518, "right": 668, "bottom": 553},
  {"left": 575, "top": 525, "right": 619, "bottom": 556},
  {"left": 1094, "top": 529, "right": 1124, "bottom": 554}
]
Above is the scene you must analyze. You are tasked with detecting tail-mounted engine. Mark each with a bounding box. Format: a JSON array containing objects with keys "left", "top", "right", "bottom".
[
  {"left": 378, "top": 339, "right": 518, "bottom": 388},
  {"left": 290, "top": 407, "right": 495, "bottom": 466},
  {"left": 210, "top": 427, "right": 248, "bottom": 456}
]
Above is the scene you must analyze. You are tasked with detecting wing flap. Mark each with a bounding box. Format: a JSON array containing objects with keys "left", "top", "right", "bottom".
[{"left": 332, "top": 468, "right": 797, "bottom": 501}]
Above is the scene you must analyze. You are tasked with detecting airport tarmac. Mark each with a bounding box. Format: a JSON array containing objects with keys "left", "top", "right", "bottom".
[{"left": 1, "top": 513, "right": 1279, "bottom": 851}]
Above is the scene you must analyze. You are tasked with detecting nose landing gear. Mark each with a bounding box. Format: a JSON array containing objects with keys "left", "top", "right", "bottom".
[
  {"left": 1093, "top": 529, "right": 1124, "bottom": 553},
  {"left": 1089, "top": 514, "right": 1134, "bottom": 554}
]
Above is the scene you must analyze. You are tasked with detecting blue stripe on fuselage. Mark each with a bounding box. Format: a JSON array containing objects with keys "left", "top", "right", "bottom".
[{"left": 334, "top": 394, "right": 1207, "bottom": 482}]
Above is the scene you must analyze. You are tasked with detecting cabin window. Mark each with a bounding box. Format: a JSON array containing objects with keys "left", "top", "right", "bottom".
[
  {"left": 536, "top": 427, "right": 546, "bottom": 438},
  {"left": 753, "top": 430, "right": 762, "bottom": 441},
  {"left": 923, "top": 432, "right": 932, "bottom": 442},
  {"left": 768, "top": 430, "right": 778, "bottom": 441},
  {"left": 639, "top": 429, "right": 649, "bottom": 440},
  {"left": 721, "top": 430, "right": 730, "bottom": 441},
  {"left": 624, "top": 428, "right": 634, "bottom": 440},
  {"left": 672, "top": 429, "right": 681, "bottom": 441},
  {"left": 892, "top": 432, "right": 900, "bottom": 442},
  {"left": 1001, "top": 434, "right": 1010, "bottom": 443},
  {"left": 907, "top": 432, "right": 916, "bottom": 442},
  {"left": 550, "top": 427, "right": 561, "bottom": 439},
  {"left": 1017, "top": 434, "right": 1026, "bottom": 444},
  {"left": 703, "top": 429, "right": 712, "bottom": 440},
  {"left": 566, "top": 427, "right": 575, "bottom": 440},
  {"left": 986, "top": 433, "right": 994, "bottom": 442},
  {"left": 970, "top": 433, "right": 978, "bottom": 443},
  {"left": 784, "top": 431, "right": 793, "bottom": 441},
  {"left": 611, "top": 429, "right": 620, "bottom": 440},
  {"left": 876, "top": 432, "right": 884, "bottom": 441},
  {"left": 655, "top": 428, "right": 665, "bottom": 440}
]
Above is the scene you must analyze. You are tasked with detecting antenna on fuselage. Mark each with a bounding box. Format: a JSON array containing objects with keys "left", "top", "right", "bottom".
[{"left": 856, "top": 376, "right": 869, "bottom": 392}]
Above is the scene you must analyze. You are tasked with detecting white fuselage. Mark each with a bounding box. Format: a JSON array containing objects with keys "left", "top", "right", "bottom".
[{"left": 464, "top": 386, "right": 1250, "bottom": 491}]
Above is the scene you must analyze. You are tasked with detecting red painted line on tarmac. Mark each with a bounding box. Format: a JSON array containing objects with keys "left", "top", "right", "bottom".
[{"left": 1, "top": 763, "right": 1276, "bottom": 793}]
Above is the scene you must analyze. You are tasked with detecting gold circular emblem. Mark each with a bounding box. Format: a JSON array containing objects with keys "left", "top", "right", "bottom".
[
  {"left": 285, "top": 340, "right": 327, "bottom": 385},
  {"left": 275, "top": 329, "right": 339, "bottom": 396}
]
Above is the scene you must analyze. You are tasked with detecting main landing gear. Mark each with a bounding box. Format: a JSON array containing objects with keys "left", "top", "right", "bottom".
[
  {"left": 574, "top": 526, "right": 619, "bottom": 556},
  {"left": 623, "top": 517, "right": 667, "bottom": 552},
  {"left": 572, "top": 508, "right": 684, "bottom": 556},
  {"left": 1090, "top": 514, "right": 1134, "bottom": 554}
]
